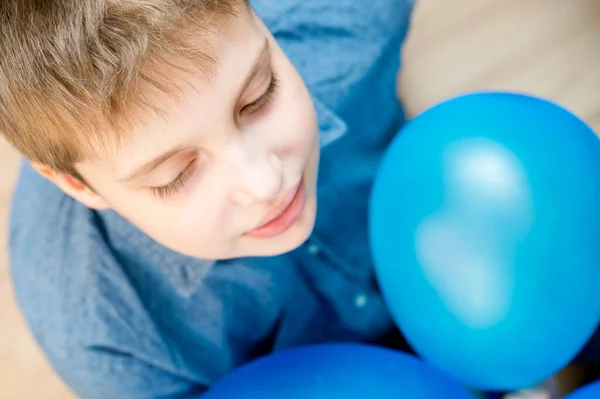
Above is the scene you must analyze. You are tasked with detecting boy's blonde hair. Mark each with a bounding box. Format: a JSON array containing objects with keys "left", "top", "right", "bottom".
[{"left": 0, "top": 0, "right": 247, "bottom": 174}]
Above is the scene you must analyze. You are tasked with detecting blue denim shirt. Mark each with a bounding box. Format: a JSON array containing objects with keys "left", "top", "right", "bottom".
[{"left": 10, "top": 1, "right": 415, "bottom": 397}]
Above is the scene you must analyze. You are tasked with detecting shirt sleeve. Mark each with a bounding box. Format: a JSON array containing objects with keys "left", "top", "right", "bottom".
[
  {"left": 253, "top": 0, "right": 415, "bottom": 110},
  {"left": 10, "top": 164, "right": 210, "bottom": 398},
  {"left": 46, "top": 347, "right": 207, "bottom": 399}
]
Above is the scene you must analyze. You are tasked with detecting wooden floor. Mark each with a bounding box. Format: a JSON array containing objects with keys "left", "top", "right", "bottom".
[{"left": 1, "top": 0, "right": 599, "bottom": 397}]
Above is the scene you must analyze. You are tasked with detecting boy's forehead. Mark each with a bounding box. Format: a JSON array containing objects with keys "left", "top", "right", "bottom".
[{"left": 94, "top": 23, "right": 271, "bottom": 179}]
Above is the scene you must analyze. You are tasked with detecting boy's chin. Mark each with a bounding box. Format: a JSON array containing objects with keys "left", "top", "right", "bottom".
[
  {"left": 241, "top": 213, "right": 317, "bottom": 257},
  {"left": 238, "top": 187, "right": 318, "bottom": 258},
  {"left": 242, "top": 221, "right": 316, "bottom": 257}
]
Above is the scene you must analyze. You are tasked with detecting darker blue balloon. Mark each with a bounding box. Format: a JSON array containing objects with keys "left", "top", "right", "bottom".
[
  {"left": 370, "top": 92, "right": 600, "bottom": 391},
  {"left": 566, "top": 380, "right": 600, "bottom": 399},
  {"left": 203, "top": 343, "right": 474, "bottom": 399}
]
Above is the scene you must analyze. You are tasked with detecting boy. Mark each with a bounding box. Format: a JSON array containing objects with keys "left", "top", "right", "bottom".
[
  {"left": 0, "top": 1, "right": 580, "bottom": 398},
  {"left": 4, "top": 0, "right": 414, "bottom": 397}
]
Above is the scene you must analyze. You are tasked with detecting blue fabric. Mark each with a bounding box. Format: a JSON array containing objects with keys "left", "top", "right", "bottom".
[{"left": 10, "top": 1, "right": 415, "bottom": 397}]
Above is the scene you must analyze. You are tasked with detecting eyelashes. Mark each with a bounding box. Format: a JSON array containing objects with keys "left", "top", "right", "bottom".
[
  {"left": 150, "top": 157, "right": 198, "bottom": 200},
  {"left": 240, "top": 73, "right": 279, "bottom": 116},
  {"left": 149, "top": 73, "right": 280, "bottom": 200}
]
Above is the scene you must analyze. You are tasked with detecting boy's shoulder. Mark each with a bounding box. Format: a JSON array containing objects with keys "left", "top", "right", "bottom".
[
  {"left": 8, "top": 164, "right": 282, "bottom": 394},
  {"left": 254, "top": 0, "right": 414, "bottom": 102},
  {"left": 9, "top": 163, "right": 165, "bottom": 364}
]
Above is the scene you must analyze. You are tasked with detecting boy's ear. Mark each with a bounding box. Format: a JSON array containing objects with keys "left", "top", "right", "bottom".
[{"left": 31, "top": 163, "right": 110, "bottom": 210}]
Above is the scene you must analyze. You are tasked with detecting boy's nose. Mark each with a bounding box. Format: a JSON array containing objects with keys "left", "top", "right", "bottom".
[{"left": 232, "top": 152, "right": 284, "bottom": 206}]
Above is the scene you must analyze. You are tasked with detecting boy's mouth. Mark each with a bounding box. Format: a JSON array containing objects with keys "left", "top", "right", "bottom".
[{"left": 244, "top": 179, "right": 306, "bottom": 239}]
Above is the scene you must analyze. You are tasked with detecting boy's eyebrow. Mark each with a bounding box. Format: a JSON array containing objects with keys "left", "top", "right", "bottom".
[
  {"left": 119, "top": 39, "right": 270, "bottom": 184},
  {"left": 235, "top": 38, "right": 270, "bottom": 101},
  {"left": 119, "top": 146, "right": 187, "bottom": 182}
]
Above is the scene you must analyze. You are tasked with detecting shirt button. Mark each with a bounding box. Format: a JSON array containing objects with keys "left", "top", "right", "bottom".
[
  {"left": 354, "top": 293, "right": 368, "bottom": 309},
  {"left": 307, "top": 243, "right": 320, "bottom": 255}
]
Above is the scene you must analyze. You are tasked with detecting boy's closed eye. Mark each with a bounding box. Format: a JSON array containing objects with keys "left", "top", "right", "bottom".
[
  {"left": 239, "top": 72, "right": 279, "bottom": 118},
  {"left": 150, "top": 156, "right": 200, "bottom": 199},
  {"left": 148, "top": 71, "right": 279, "bottom": 200}
]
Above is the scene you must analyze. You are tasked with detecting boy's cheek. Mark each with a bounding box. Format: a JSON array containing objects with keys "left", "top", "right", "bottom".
[
  {"left": 124, "top": 204, "right": 230, "bottom": 257},
  {"left": 275, "top": 75, "right": 318, "bottom": 153}
]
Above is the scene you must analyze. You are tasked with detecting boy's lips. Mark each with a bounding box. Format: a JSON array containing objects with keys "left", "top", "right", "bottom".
[{"left": 245, "top": 179, "right": 306, "bottom": 239}]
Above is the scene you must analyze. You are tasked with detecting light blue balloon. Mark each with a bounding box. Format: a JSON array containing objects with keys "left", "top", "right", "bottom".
[
  {"left": 203, "top": 344, "right": 474, "bottom": 399},
  {"left": 566, "top": 380, "right": 600, "bottom": 399},
  {"left": 369, "top": 92, "right": 600, "bottom": 391}
]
